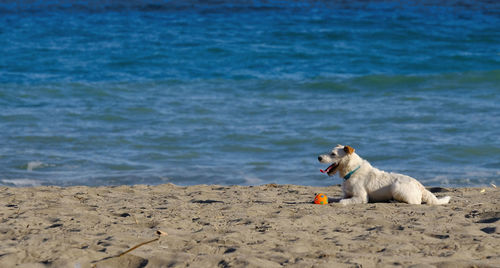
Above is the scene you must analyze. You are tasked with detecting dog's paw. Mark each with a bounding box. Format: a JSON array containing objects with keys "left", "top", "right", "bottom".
[
  {"left": 339, "top": 199, "right": 351, "bottom": 205},
  {"left": 339, "top": 198, "right": 367, "bottom": 205}
]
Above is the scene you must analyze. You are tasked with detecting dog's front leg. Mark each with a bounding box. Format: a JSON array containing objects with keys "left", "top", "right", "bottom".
[{"left": 339, "top": 188, "right": 368, "bottom": 205}]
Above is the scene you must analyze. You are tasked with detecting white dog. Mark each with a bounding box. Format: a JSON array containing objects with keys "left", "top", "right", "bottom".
[{"left": 318, "top": 145, "right": 450, "bottom": 205}]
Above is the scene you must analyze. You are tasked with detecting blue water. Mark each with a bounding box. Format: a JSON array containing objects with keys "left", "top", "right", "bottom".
[{"left": 1, "top": 1, "right": 499, "bottom": 187}]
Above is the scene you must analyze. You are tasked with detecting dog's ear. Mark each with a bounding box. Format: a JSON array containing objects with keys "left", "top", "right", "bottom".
[{"left": 343, "top": 145, "right": 355, "bottom": 155}]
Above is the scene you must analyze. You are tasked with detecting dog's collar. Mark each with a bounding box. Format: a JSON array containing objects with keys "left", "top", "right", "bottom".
[{"left": 343, "top": 165, "right": 361, "bottom": 180}]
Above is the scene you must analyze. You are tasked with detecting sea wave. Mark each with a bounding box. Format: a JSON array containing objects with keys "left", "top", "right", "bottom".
[{"left": 1, "top": 179, "right": 42, "bottom": 187}]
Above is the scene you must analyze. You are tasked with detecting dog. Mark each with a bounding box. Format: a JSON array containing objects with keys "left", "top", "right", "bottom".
[{"left": 318, "top": 144, "right": 450, "bottom": 205}]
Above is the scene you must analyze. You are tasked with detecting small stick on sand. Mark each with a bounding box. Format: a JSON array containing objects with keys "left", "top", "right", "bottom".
[
  {"left": 117, "top": 230, "right": 168, "bottom": 257},
  {"left": 117, "top": 237, "right": 159, "bottom": 257},
  {"left": 92, "top": 230, "right": 168, "bottom": 265}
]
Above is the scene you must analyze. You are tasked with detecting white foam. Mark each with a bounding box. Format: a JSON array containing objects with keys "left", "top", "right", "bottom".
[
  {"left": 243, "top": 176, "right": 263, "bottom": 185},
  {"left": 1, "top": 179, "right": 42, "bottom": 187},
  {"left": 425, "top": 175, "right": 451, "bottom": 186},
  {"left": 26, "top": 161, "right": 47, "bottom": 171},
  {"left": 465, "top": 170, "right": 494, "bottom": 178}
]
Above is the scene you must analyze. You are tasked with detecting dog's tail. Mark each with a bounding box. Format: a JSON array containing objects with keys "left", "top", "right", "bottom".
[{"left": 421, "top": 187, "right": 450, "bottom": 205}]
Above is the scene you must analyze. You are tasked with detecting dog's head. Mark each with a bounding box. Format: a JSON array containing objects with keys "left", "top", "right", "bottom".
[{"left": 318, "top": 144, "right": 355, "bottom": 176}]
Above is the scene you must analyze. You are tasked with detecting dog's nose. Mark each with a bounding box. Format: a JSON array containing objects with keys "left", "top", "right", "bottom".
[{"left": 318, "top": 156, "right": 322, "bottom": 161}]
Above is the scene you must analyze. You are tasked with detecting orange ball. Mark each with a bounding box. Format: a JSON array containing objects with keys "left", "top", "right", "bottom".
[{"left": 314, "top": 193, "right": 328, "bottom": 205}]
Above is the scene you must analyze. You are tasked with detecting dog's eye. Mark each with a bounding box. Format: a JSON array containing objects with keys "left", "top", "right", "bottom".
[{"left": 331, "top": 153, "right": 337, "bottom": 156}]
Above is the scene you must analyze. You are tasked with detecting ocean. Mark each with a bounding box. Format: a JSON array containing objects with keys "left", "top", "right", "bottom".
[{"left": 1, "top": 0, "right": 499, "bottom": 187}]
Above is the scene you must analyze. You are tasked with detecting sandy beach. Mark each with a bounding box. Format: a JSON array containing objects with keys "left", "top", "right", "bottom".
[{"left": 0, "top": 184, "right": 498, "bottom": 267}]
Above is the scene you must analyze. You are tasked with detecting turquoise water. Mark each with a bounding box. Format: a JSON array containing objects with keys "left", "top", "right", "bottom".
[{"left": 1, "top": 1, "right": 499, "bottom": 187}]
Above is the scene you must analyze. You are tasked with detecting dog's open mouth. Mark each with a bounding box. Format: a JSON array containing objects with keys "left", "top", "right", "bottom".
[{"left": 320, "top": 162, "right": 339, "bottom": 175}]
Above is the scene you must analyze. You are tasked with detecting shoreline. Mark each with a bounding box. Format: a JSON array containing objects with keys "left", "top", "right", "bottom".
[{"left": 1, "top": 184, "right": 498, "bottom": 267}]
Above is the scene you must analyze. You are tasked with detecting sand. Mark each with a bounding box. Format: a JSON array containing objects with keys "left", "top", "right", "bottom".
[{"left": 0, "top": 184, "right": 498, "bottom": 268}]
